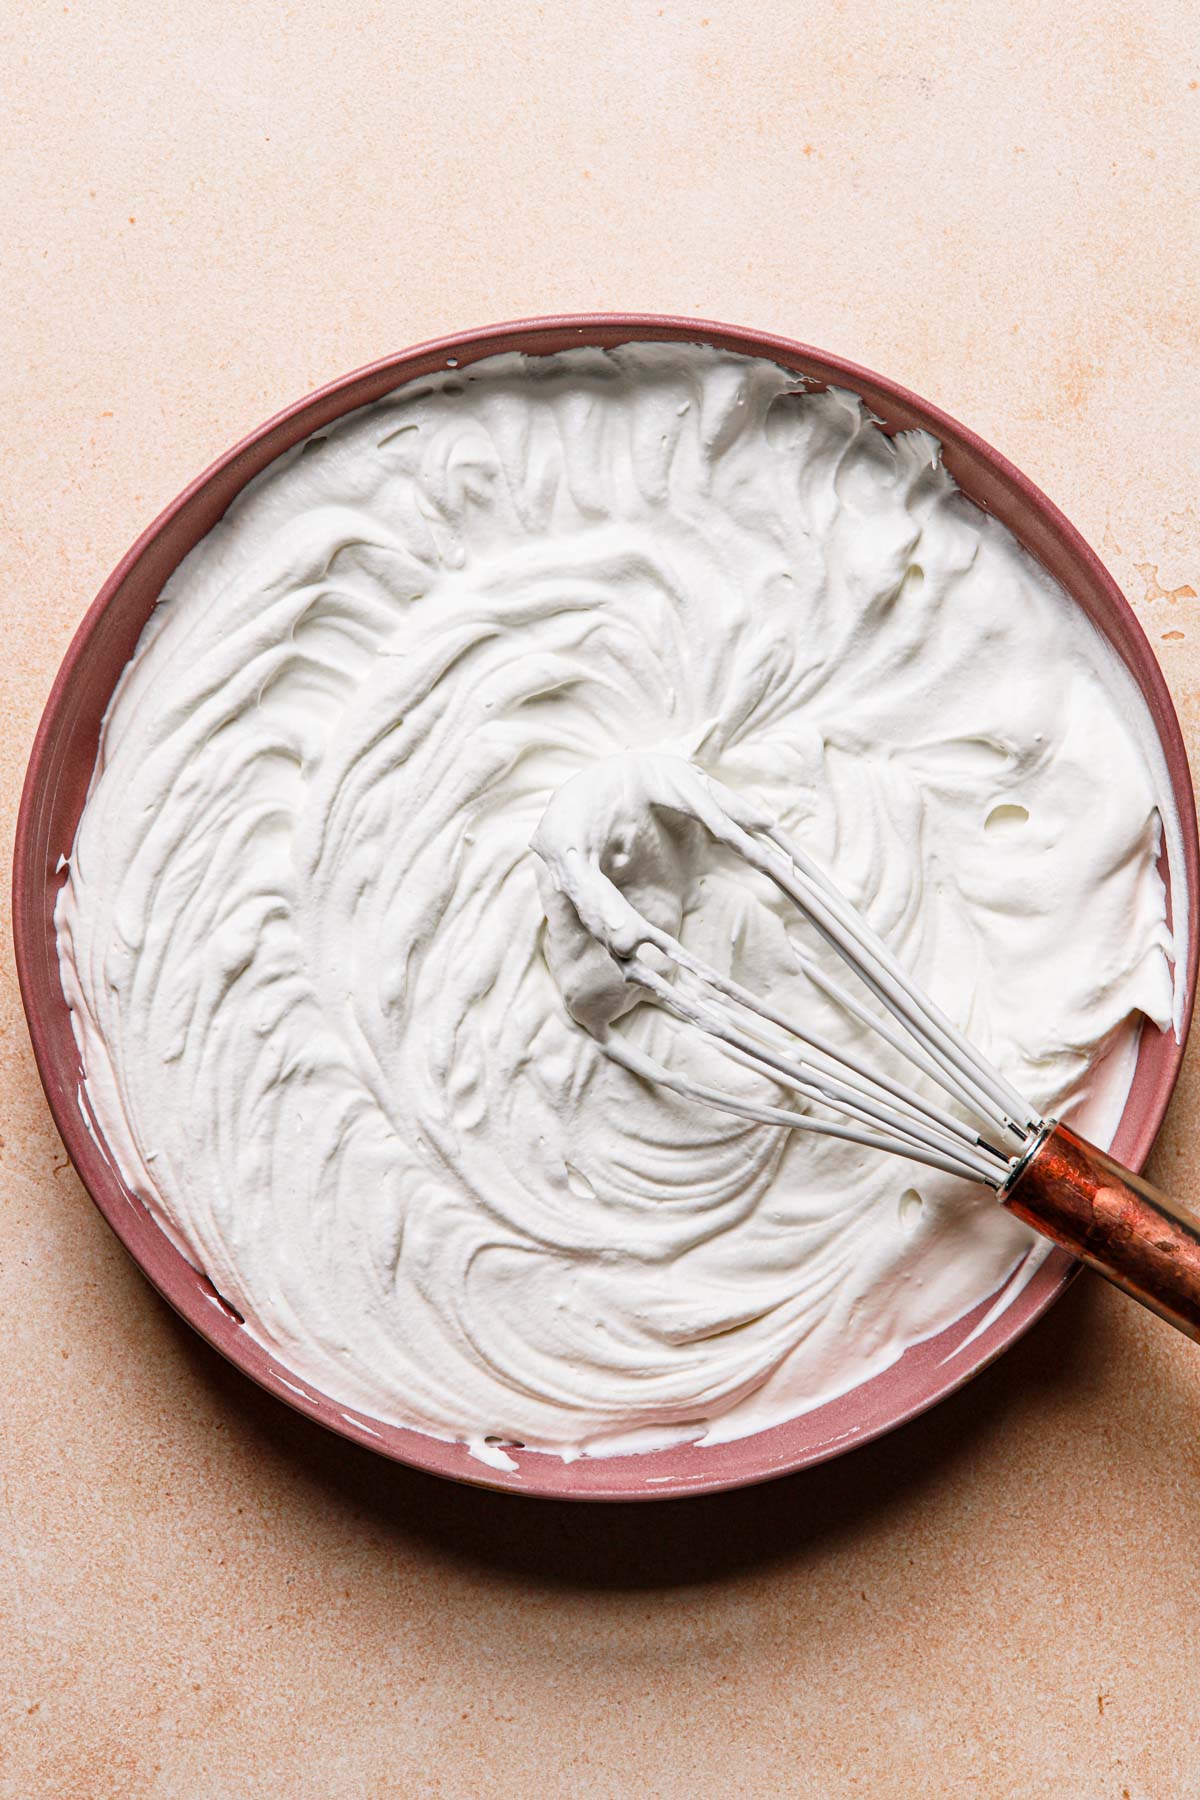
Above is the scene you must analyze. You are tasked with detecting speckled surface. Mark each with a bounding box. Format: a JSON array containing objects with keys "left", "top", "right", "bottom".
[{"left": 3, "top": 4, "right": 1200, "bottom": 1795}]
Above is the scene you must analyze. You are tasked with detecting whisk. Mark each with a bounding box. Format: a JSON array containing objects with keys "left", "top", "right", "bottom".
[{"left": 532, "top": 753, "right": 1200, "bottom": 1343}]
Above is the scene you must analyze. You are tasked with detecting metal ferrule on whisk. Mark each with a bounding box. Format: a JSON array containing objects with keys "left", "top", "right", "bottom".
[{"left": 1001, "top": 1121, "right": 1200, "bottom": 1341}]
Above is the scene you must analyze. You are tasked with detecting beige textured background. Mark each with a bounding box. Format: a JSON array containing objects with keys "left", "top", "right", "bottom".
[{"left": 4, "top": 2, "right": 1200, "bottom": 1794}]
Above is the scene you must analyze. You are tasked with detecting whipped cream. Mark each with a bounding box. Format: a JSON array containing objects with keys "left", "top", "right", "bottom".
[{"left": 56, "top": 343, "right": 1183, "bottom": 1463}]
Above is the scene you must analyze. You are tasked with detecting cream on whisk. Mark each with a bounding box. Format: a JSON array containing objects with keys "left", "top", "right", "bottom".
[{"left": 56, "top": 343, "right": 1183, "bottom": 1463}]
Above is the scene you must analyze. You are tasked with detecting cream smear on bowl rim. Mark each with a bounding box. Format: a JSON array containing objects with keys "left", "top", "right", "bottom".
[{"left": 55, "top": 343, "right": 1185, "bottom": 1468}]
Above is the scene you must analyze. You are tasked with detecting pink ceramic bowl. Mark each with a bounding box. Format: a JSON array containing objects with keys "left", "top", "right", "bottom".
[{"left": 14, "top": 315, "right": 1199, "bottom": 1500}]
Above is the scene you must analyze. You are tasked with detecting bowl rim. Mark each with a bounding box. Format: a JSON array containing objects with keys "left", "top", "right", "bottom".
[{"left": 13, "top": 311, "right": 1200, "bottom": 1501}]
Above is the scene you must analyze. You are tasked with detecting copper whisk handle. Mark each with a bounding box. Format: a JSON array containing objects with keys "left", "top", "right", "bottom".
[{"left": 1002, "top": 1121, "right": 1200, "bottom": 1342}]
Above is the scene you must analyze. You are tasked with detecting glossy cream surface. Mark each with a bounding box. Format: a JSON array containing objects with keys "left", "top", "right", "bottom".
[{"left": 56, "top": 344, "right": 1183, "bottom": 1463}]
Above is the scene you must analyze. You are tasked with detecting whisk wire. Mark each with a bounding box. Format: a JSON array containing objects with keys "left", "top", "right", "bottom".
[
  {"left": 600, "top": 1028, "right": 1006, "bottom": 1183},
  {"left": 623, "top": 942, "right": 1014, "bottom": 1187},
  {"left": 664, "top": 951, "right": 1000, "bottom": 1152},
  {"left": 633, "top": 972, "right": 1007, "bottom": 1180},
  {"left": 768, "top": 831, "right": 1034, "bottom": 1122},
  {"left": 533, "top": 754, "right": 1043, "bottom": 1191}
]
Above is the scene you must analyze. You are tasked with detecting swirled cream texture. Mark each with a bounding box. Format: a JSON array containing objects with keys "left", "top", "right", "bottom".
[{"left": 57, "top": 344, "right": 1183, "bottom": 1463}]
